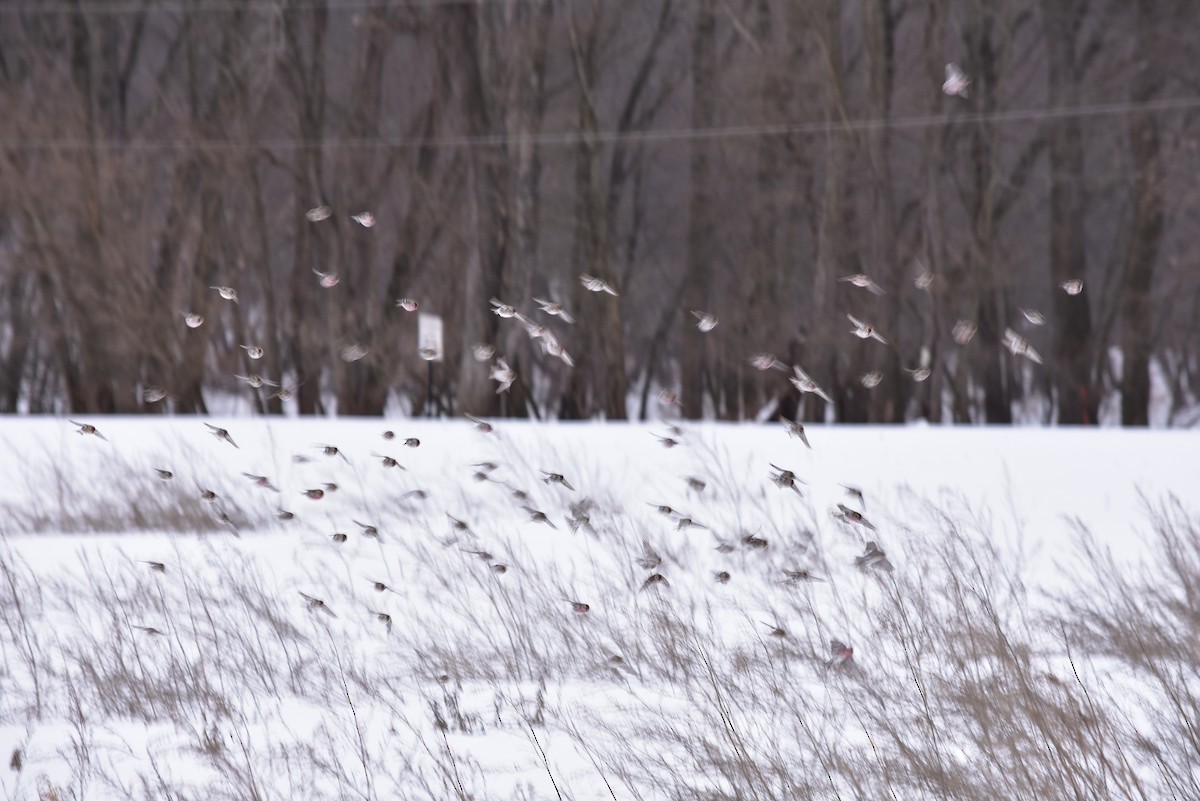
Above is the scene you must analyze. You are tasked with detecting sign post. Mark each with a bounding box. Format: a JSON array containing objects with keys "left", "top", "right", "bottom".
[{"left": 417, "top": 313, "right": 443, "bottom": 418}]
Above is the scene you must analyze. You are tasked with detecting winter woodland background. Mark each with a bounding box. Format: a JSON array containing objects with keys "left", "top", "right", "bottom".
[{"left": 0, "top": 0, "right": 1196, "bottom": 425}]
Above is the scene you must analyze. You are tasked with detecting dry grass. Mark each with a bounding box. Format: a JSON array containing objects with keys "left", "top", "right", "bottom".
[{"left": 0, "top": 445, "right": 1195, "bottom": 800}]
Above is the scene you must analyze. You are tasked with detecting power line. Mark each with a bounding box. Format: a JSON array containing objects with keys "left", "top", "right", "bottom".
[{"left": 1, "top": 95, "right": 1196, "bottom": 153}]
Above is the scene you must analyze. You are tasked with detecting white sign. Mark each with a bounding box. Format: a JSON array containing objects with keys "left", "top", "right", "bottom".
[{"left": 417, "top": 313, "right": 444, "bottom": 362}]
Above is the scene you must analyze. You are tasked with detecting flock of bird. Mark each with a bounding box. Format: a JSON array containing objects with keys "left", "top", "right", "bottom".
[{"left": 66, "top": 407, "right": 901, "bottom": 674}]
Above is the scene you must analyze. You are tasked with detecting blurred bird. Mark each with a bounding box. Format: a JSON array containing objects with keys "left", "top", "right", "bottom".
[
  {"left": 649, "top": 503, "right": 677, "bottom": 517},
  {"left": 637, "top": 540, "right": 663, "bottom": 570},
  {"left": 541, "top": 471, "right": 575, "bottom": 491},
  {"left": 782, "top": 568, "right": 824, "bottom": 584},
  {"left": 658, "top": 390, "right": 682, "bottom": 408},
  {"left": 210, "top": 285, "right": 239, "bottom": 303},
  {"left": 762, "top": 621, "right": 787, "bottom": 639},
  {"left": 533, "top": 297, "right": 575, "bottom": 323},
  {"left": 580, "top": 274, "right": 618, "bottom": 295},
  {"left": 300, "top": 592, "right": 337, "bottom": 617},
  {"left": 1020, "top": 308, "right": 1046, "bottom": 326},
  {"left": 914, "top": 265, "right": 935, "bottom": 290},
  {"left": 216, "top": 508, "right": 240, "bottom": 536},
  {"left": 199, "top": 488, "right": 218, "bottom": 503},
  {"left": 943, "top": 62, "right": 970, "bottom": 97},
  {"left": 769, "top": 463, "right": 805, "bottom": 494},
  {"left": 522, "top": 506, "right": 557, "bottom": 528},
  {"left": 235, "top": 374, "right": 277, "bottom": 389},
  {"left": 461, "top": 548, "right": 491, "bottom": 562},
  {"left": 860, "top": 371, "right": 883, "bottom": 389},
  {"left": 204, "top": 423, "right": 239, "bottom": 448},
  {"left": 1060, "top": 279, "right": 1084, "bottom": 295},
  {"left": 905, "top": 366, "right": 931, "bottom": 382},
  {"left": 655, "top": 433, "right": 680, "bottom": 448},
  {"left": 790, "top": 365, "right": 834, "bottom": 404},
  {"left": 713, "top": 535, "right": 737, "bottom": 554},
  {"left": 372, "top": 453, "right": 404, "bottom": 469},
  {"left": 351, "top": 211, "right": 376, "bottom": 228},
  {"left": 836, "top": 503, "right": 877, "bottom": 531},
  {"left": 676, "top": 516, "right": 707, "bottom": 532},
  {"left": 855, "top": 541, "right": 895, "bottom": 574},
  {"left": 240, "top": 344, "right": 264, "bottom": 360},
  {"left": 243, "top": 473, "right": 281, "bottom": 492},
  {"left": 750, "top": 353, "right": 789, "bottom": 372},
  {"left": 301, "top": 488, "right": 325, "bottom": 500},
  {"left": 691, "top": 311, "right": 719, "bottom": 332},
  {"left": 316, "top": 444, "right": 350, "bottom": 463},
  {"left": 490, "top": 359, "right": 516, "bottom": 394},
  {"left": 742, "top": 533, "right": 769, "bottom": 550},
  {"left": 370, "top": 610, "right": 393, "bottom": 634},
  {"left": 183, "top": 311, "right": 204, "bottom": 328},
  {"left": 685, "top": 476, "right": 707, "bottom": 492},
  {"left": 1003, "top": 328, "right": 1043, "bottom": 364},
  {"left": 567, "top": 500, "right": 595, "bottom": 535},
  {"left": 142, "top": 560, "right": 167, "bottom": 573},
  {"left": 567, "top": 600, "right": 591, "bottom": 614},
  {"left": 10, "top": 748, "right": 21, "bottom": 772},
  {"left": 781, "top": 416, "right": 812, "bottom": 448},
  {"left": 396, "top": 297, "right": 420, "bottom": 312},
  {"left": 313, "top": 268, "right": 340, "bottom": 288},
  {"left": 69, "top": 420, "right": 109, "bottom": 441},
  {"left": 490, "top": 563, "right": 508, "bottom": 575},
  {"left": 353, "top": 520, "right": 382, "bottom": 541},
  {"left": 403, "top": 437, "right": 420, "bottom": 447},
  {"left": 848, "top": 314, "right": 888, "bottom": 344},
  {"left": 489, "top": 297, "right": 521, "bottom": 318},
  {"left": 542, "top": 336, "right": 575, "bottom": 366},
  {"left": 839, "top": 273, "right": 885, "bottom": 295},
  {"left": 154, "top": 468, "right": 173, "bottom": 480},
  {"left": 331, "top": 532, "right": 348, "bottom": 543},
  {"left": 276, "top": 509, "right": 296, "bottom": 521},
  {"left": 842, "top": 485, "right": 866, "bottom": 507},
  {"left": 466, "top": 414, "right": 494, "bottom": 433},
  {"left": 952, "top": 320, "right": 977, "bottom": 345},
  {"left": 134, "top": 625, "right": 164, "bottom": 636},
  {"left": 141, "top": 386, "right": 169, "bottom": 403},
  {"left": 640, "top": 573, "right": 670, "bottom": 592},
  {"left": 367, "top": 578, "right": 398, "bottom": 593},
  {"left": 825, "top": 639, "right": 855, "bottom": 670},
  {"left": 305, "top": 205, "right": 332, "bottom": 222},
  {"left": 341, "top": 343, "right": 368, "bottom": 362},
  {"left": 447, "top": 515, "right": 473, "bottom": 535},
  {"left": 472, "top": 343, "right": 495, "bottom": 361},
  {"left": 714, "top": 570, "right": 731, "bottom": 584}
]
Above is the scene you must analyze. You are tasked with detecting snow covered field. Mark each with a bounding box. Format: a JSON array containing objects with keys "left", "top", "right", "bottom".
[{"left": 1, "top": 418, "right": 1197, "bottom": 800}]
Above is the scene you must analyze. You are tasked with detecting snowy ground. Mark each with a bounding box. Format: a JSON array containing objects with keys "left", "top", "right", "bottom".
[{"left": 1, "top": 418, "right": 1196, "bottom": 800}]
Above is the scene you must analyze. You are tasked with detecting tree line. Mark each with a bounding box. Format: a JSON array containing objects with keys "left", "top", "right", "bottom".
[{"left": 0, "top": 0, "right": 1195, "bottom": 425}]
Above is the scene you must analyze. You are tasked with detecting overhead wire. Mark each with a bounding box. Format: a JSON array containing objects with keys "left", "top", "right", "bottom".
[{"left": 0, "top": 95, "right": 1196, "bottom": 153}]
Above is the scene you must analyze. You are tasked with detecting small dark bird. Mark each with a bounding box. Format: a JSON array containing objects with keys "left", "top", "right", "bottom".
[
  {"left": 154, "top": 469, "right": 174, "bottom": 480},
  {"left": 447, "top": 514, "right": 472, "bottom": 534},
  {"left": 134, "top": 625, "right": 164, "bottom": 636},
  {"left": 69, "top": 419, "right": 109, "bottom": 441},
  {"left": 522, "top": 506, "right": 557, "bottom": 529},
  {"left": 462, "top": 549, "right": 493, "bottom": 562},
  {"left": 540, "top": 471, "right": 575, "bottom": 491},
  {"left": 649, "top": 503, "right": 677, "bottom": 516},
  {"left": 204, "top": 423, "right": 238, "bottom": 448},
  {"left": 354, "top": 520, "right": 382, "bottom": 541},
  {"left": 742, "top": 533, "right": 769, "bottom": 550},
  {"left": 465, "top": 414, "right": 494, "bottom": 433},
  {"left": 300, "top": 592, "right": 337, "bottom": 618},
  {"left": 715, "top": 570, "right": 731, "bottom": 584},
  {"left": 713, "top": 535, "right": 736, "bottom": 554},
  {"left": 316, "top": 444, "right": 349, "bottom": 463},
  {"left": 762, "top": 621, "right": 787, "bottom": 639},
  {"left": 301, "top": 489, "right": 325, "bottom": 500},
  {"left": 781, "top": 416, "right": 811, "bottom": 449},
  {"left": 142, "top": 561, "right": 166, "bottom": 573},
  {"left": 404, "top": 437, "right": 420, "bottom": 447},
  {"left": 373, "top": 453, "right": 403, "bottom": 469},
  {"left": 215, "top": 509, "right": 240, "bottom": 536},
  {"left": 639, "top": 573, "right": 670, "bottom": 592},
  {"left": 368, "top": 579, "right": 397, "bottom": 593},
  {"left": 490, "top": 563, "right": 508, "bottom": 575},
  {"left": 836, "top": 503, "right": 877, "bottom": 531},
  {"left": 769, "top": 463, "right": 805, "bottom": 494},
  {"left": 781, "top": 568, "right": 824, "bottom": 584},
  {"left": 855, "top": 541, "right": 894, "bottom": 574},
  {"left": 243, "top": 473, "right": 281, "bottom": 492},
  {"left": 9, "top": 748, "right": 21, "bottom": 772},
  {"left": 382, "top": 430, "right": 395, "bottom": 440},
  {"left": 842, "top": 485, "right": 866, "bottom": 507},
  {"left": 321, "top": 482, "right": 339, "bottom": 493},
  {"left": 331, "top": 532, "right": 348, "bottom": 543},
  {"left": 655, "top": 434, "right": 680, "bottom": 448},
  {"left": 685, "top": 476, "right": 707, "bottom": 492},
  {"left": 199, "top": 489, "right": 218, "bottom": 503},
  {"left": 276, "top": 509, "right": 296, "bottom": 521},
  {"left": 676, "top": 516, "right": 707, "bottom": 532},
  {"left": 371, "top": 611, "right": 393, "bottom": 634},
  {"left": 568, "top": 600, "right": 591, "bottom": 614}
]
